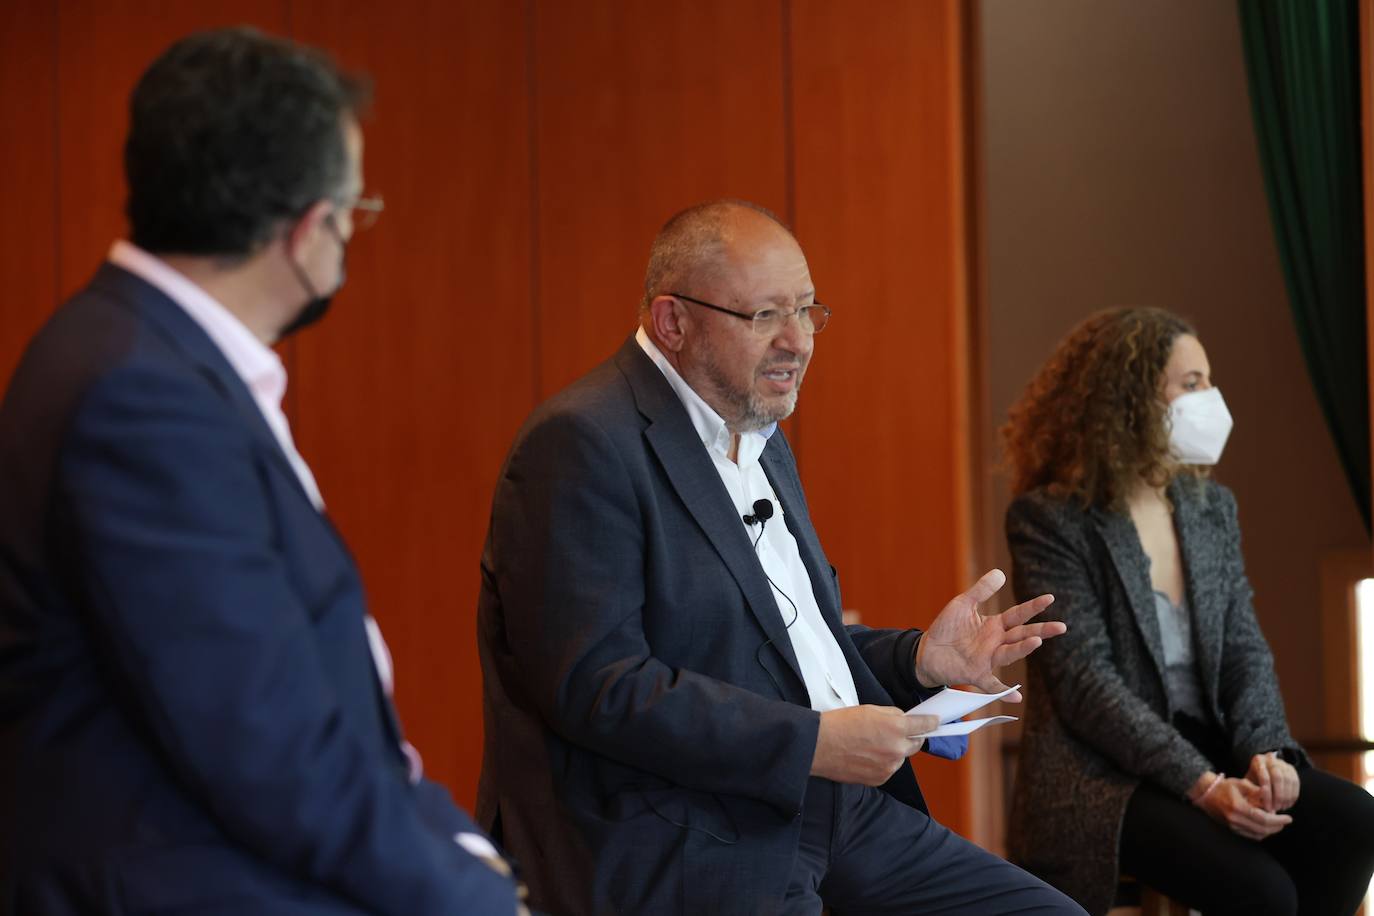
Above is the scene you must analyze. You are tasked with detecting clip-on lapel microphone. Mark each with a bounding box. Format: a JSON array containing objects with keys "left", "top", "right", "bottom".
[
  {"left": 742, "top": 498, "right": 774, "bottom": 527},
  {"left": 741, "top": 498, "right": 797, "bottom": 630}
]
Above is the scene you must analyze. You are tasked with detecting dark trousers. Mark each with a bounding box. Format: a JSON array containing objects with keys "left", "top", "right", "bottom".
[
  {"left": 1121, "top": 719, "right": 1374, "bottom": 915},
  {"left": 784, "top": 777, "right": 1086, "bottom": 915}
]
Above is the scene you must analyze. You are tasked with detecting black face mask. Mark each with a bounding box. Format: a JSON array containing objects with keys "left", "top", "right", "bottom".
[{"left": 280, "top": 215, "right": 346, "bottom": 340}]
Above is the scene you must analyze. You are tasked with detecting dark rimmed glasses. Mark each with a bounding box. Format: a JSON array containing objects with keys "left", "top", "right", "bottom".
[{"left": 669, "top": 291, "right": 832, "bottom": 336}]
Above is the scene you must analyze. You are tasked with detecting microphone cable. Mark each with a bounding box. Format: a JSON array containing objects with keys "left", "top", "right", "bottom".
[{"left": 743, "top": 498, "right": 798, "bottom": 630}]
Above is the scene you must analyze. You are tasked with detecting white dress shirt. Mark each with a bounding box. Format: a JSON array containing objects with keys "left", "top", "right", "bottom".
[{"left": 636, "top": 327, "right": 859, "bottom": 711}]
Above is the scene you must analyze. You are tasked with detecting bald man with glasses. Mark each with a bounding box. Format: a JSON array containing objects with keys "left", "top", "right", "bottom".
[{"left": 476, "top": 199, "right": 1083, "bottom": 915}]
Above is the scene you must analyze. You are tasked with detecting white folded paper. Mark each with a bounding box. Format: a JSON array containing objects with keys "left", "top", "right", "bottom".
[{"left": 905, "top": 684, "right": 1019, "bottom": 737}]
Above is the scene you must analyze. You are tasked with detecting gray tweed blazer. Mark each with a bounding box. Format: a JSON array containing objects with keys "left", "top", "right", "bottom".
[{"left": 1004, "top": 478, "right": 1303, "bottom": 916}]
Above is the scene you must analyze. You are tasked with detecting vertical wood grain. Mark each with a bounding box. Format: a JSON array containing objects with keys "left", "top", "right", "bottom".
[
  {"left": 790, "top": 0, "right": 973, "bottom": 833},
  {"left": 12, "top": 0, "right": 978, "bottom": 834},
  {"left": 0, "top": 0, "right": 57, "bottom": 390},
  {"left": 1364, "top": 0, "right": 1374, "bottom": 560},
  {"left": 289, "top": 0, "right": 533, "bottom": 806},
  {"left": 55, "top": 0, "right": 288, "bottom": 298},
  {"left": 532, "top": 0, "right": 789, "bottom": 397}
]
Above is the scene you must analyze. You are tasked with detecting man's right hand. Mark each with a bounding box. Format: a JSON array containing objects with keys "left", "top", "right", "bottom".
[{"left": 810, "top": 706, "right": 938, "bottom": 786}]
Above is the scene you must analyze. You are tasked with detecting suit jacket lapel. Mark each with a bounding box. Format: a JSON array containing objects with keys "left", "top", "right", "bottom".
[
  {"left": 92, "top": 265, "right": 329, "bottom": 522},
  {"left": 760, "top": 440, "right": 895, "bottom": 707},
  {"left": 1170, "top": 478, "right": 1225, "bottom": 709},
  {"left": 93, "top": 265, "right": 408, "bottom": 751},
  {"left": 1091, "top": 505, "right": 1170, "bottom": 689},
  {"left": 617, "top": 339, "right": 808, "bottom": 697},
  {"left": 758, "top": 441, "right": 836, "bottom": 614}
]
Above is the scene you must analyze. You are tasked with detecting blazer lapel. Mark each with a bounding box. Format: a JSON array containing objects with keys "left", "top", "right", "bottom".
[
  {"left": 760, "top": 439, "right": 895, "bottom": 706},
  {"left": 92, "top": 265, "right": 330, "bottom": 522},
  {"left": 759, "top": 441, "right": 837, "bottom": 618},
  {"left": 1091, "top": 505, "right": 1170, "bottom": 689},
  {"left": 93, "top": 265, "right": 409, "bottom": 754},
  {"left": 1170, "top": 478, "right": 1226, "bottom": 710},
  {"left": 617, "top": 340, "right": 808, "bottom": 696}
]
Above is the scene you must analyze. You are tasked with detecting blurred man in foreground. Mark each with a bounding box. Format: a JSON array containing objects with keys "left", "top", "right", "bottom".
[{"left": 0, "top": 27, "right": 519, "bottom": 915}]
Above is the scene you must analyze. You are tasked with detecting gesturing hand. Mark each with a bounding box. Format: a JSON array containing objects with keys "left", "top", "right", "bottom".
[
  {"left": 913, "top": 569, "right": 1065, "bottom": 701},
  {"left": 810, "top": 706, "right": 938, "bottom": 786},
  {"left": 1247, "top": 752, "right": 1300, "bottom": 812}
]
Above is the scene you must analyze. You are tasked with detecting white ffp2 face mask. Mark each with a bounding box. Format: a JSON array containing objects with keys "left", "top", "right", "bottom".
[{"left": 1167, "top": 387, "right": 1233, "bottom": 465}]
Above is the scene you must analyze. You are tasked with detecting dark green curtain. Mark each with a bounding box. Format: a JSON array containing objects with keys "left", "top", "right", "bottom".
[{"left": 1238, "top": 0, "right": 1372, "bottom": 532}]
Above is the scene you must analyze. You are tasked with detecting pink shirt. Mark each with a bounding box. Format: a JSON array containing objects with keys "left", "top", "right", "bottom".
[{"left": 107, "top": 240, "right": 325, "bottom": 511}]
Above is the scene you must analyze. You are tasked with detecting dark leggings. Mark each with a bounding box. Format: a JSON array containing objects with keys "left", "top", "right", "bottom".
[{"left": 1120, "top": 765, "right": 1374, "bottom": 915}]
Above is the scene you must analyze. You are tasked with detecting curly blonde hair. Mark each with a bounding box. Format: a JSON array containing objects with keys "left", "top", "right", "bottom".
[{"left": 1001, "top": 307, "right": 1202, "bottom": 511}]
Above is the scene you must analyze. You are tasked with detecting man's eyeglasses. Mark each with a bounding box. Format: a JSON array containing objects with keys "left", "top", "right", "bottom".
[
  {"left": 670, "top": 292, "right": 831, "bottom": 337},
  {"left": 339, "top": 193, "right": 385, "bottom": 231}
]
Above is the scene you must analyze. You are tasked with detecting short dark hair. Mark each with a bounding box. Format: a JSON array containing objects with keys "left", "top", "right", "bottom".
[{"left": 125, "top": 27, "right": 370, "bottom": 258}]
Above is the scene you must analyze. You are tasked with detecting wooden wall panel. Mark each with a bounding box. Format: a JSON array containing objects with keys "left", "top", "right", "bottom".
[
  {"left": 790, "top": 0, "right": 973, "bottom": 831},
  {"left": 1365, "top": 0, "right": 1374, "bottom": 541},
  {"left": 55, "top": 1, "right": 287, "bottom": 299},
  {"left": 533, "top": 0, "right": 788, "bottom": 396},
  {"left": 6, "top": 0, "right": 978, "bottom": 844},
  {"left": 289, "top": 0, "right": 533, "bottom": 806},
  {"left": 0, "top": 0, "right": 56, "bottom": 389}
]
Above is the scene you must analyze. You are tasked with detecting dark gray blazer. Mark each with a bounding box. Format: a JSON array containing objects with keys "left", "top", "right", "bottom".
[
  {"left": 1004, "top": 478, "right": 1302, "bottom": 916},
  {"left": 476, "top": 336, "right": 933, "bottom": 916}
]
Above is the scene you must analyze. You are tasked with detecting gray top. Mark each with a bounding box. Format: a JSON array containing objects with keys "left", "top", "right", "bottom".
[{"left": 1152, "top": 590, "right": 1206, "bottom": 720}]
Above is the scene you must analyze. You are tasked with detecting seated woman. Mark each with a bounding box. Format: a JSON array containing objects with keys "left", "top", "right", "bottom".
[{"left": 1001, "top": 307, "right": 1374, "bottom": 916}]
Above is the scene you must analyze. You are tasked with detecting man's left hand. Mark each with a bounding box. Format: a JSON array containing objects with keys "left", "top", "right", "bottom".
[{"left": 913, "top": 569, "right": 1064, "bottom": 701}]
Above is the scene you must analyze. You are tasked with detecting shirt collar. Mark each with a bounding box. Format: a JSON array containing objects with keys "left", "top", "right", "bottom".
[
  {"left": 634, "top": 326, "right": 775, "bottom": 465},
  {"left": 108, "top": 240, "right": 287, "bottom": 404}
]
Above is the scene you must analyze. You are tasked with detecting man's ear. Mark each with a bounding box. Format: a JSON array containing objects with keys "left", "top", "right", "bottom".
[
  {"left": 283, "top": 199, "right": 335, "bottom": 257},
  {"left": 647, "top": 295, "right": 688, "bottom": 352}
]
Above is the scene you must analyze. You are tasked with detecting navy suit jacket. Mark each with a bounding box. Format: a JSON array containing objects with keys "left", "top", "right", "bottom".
[
  {"left": 0, "top": 264, "right": 515, "bottom": 914},
  {"left": 476, "top": 337, "right": 935, "bottom": 916}
]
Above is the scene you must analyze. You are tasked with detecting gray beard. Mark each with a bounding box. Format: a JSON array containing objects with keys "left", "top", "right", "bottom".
[{"left": 701, "top": 353, "right": 800, "bottom": 434}]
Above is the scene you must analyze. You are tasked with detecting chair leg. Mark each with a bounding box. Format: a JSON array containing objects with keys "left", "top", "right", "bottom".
[{"left": 1140, "top": 884, "right": 1191, "bottom": 916}]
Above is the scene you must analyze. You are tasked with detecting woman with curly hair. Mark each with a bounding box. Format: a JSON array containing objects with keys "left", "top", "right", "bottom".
[{"left": 1001, "top": 307, "right": 1374, "bottom": 916}]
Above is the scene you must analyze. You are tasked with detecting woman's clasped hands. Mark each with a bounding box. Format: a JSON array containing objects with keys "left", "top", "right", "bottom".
[{"left": 1188, "top": 752, "right": 1300, "bottom": 841}]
